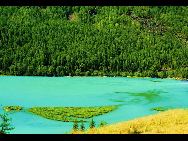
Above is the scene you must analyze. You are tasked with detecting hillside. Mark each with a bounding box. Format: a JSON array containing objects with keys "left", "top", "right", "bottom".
[{"left": 0, "top": 6, "right": 188, "bottom": 78}]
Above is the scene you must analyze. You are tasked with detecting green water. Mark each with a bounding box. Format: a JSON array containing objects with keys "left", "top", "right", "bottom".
[{"left": 0, "top": 76, "right": 187, "bottom": 134}]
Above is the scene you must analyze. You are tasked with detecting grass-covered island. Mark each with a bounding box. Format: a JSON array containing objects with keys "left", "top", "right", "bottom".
[
  {"left": 3, "top": 105, "right": 117, "bottom": 122},
  {"left": 3, "top": 106, "right": 23, "bottom": 112},
  {"left": 28, "top": 106, "right": 117, "bottom": 122}
]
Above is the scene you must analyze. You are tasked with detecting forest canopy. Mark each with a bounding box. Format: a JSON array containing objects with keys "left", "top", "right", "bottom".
[{"left": 0, "top": 6, "right": 188, "bottom": 79}]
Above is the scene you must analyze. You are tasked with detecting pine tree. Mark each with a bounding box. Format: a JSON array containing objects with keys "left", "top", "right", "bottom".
[
  {"left": 72, "top": 119, "right": 79, "bottom": 131},
  {"left": 89, "top": 118, "right": 95, "bottom": 129},
  {"left": 0, "top": 113, "right": 15, "bottom": 134},
  {"left": 80, "top": 121, "right": 85, "bottom": 131}
]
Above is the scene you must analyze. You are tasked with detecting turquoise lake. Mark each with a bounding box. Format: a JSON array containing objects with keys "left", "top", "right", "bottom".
[{"left": 0, "top": 76, "right": 187, "bottom": 134}]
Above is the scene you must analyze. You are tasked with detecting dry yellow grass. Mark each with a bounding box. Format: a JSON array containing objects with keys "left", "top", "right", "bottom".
[{"left": 70, "top": 108, "right": 188, "bottom": 134}]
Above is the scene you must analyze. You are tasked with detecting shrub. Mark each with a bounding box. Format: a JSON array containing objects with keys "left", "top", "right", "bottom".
[
  {"left": 121, "top": 72, "right": 128, "bottom": 77},
  {"left": 93, "top": 70, "right": 98, "bottom": 76},
  {"left": 134, "top": 71, "right": 141, "bottom": 77},
  {"left": 182, "top": 68, "right": 188, "bottom": 79},
  {"left": 158, "top": 71, "right": 168, "bottom": 78},
  {"left": 85, "top": 71, "right": 91, "bottom": 76},
  {"left": 98, "top": 121, "right": 108, "bottom": 127}
]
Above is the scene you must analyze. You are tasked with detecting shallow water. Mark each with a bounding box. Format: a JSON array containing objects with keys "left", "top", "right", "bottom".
[{"left": 0, "top": 76, "right": 187, "bottom": 134}]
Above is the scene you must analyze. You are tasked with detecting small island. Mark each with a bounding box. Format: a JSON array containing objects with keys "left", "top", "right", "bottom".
[
  {"left": 28, "top": 106, "right": 118, "bottom": 122},
  {"left": 3, "top": 105, "right": 118, "bottom": 122},
  {"left": 3, "top": 106, "right": 23, "bottom": 112}
]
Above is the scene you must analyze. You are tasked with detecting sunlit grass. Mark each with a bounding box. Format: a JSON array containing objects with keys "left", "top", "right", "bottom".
[{"left": 70, "top": 108, "right": 188, "bottom": 134}]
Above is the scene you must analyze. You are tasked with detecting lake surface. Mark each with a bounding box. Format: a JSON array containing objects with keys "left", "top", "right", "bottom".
[{"left": 0, "top": 76, "right": 187, "bottom": 134}]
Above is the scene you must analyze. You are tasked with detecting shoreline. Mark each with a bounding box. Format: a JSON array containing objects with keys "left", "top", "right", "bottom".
[
  {"left": 1, "top": 74, "right": 187, "bottom": 81},
  {"left": 70, "top": 108, "right": 188, "bottom": 134}
]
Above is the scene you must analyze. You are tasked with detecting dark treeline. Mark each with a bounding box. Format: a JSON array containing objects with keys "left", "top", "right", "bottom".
[{"left": 0, "top": 6, "right": 188, "bottom": 78}]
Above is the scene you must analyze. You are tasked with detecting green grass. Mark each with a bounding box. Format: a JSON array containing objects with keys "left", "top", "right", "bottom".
[{"left": 28, "top": 106, "right": 117, "bottom": 122}]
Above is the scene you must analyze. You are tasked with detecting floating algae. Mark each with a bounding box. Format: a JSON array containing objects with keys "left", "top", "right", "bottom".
[
  {"left": 125, "top": 90, "right": 168, "bottom": 103},
  {"left": 115, "top": 89, "right": 168, "bottom": 103},
  {"left": 150, "top": 107, "right": 167, "bottom": 111}
]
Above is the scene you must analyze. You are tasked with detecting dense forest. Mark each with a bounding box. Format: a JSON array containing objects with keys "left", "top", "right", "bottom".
[{"left": 0, "top": 6, "right": 188, "bottom": 79}]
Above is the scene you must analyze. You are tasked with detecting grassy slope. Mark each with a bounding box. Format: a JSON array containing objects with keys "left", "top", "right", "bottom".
[{"left": 70, "top": 108, "right": 188, "bottom": 134}]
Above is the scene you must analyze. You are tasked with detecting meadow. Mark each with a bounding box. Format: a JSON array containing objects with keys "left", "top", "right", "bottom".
[{"left": 70, "top": 108, "right": 188, "bottom": 134}]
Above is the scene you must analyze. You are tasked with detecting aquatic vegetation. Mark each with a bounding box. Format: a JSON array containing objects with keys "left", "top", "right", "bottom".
[
  {"left": 150, "top": 107, "right": 168, "bottom": 111},
  {"left": 124, "top": 89, "right": 167, "bottom": 103},
  {"left": 28, "top": 106, "right": 117, "bottom": 122},
  {"left": 129, "top": 98, "right": 140, "bottom": 103},
  {"left": 115, "top": 90, "right": 167, "bottom": 103},
  {"left": 3, "top": 106, "right": 23, "bottom": 112},
  {"left": 149, "top": 80, "right": 162, "bottom": 82},
  {"left": 70, "top": 108, "right": 188, "bottom": 134},
  {"left": 115, "top": 92, "right": 124, "bottom": 94},
  {"left": 108, "top": 98, "right": 125, "bottom": 102}
]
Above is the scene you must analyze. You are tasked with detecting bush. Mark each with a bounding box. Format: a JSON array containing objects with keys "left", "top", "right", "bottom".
[
  {"left": 92, "top": 70, "right": 98, "bottom": 76},
  {"left": 134, "top": 71, "right": 141, "bottom": 77},
  {"left": 158, "top": 71, "right": 168, "bottom": 78},
  {"left": 147, "top": 70, "right": 158, "bottom": 77},
  {"left": 121, "top": 72, "right": 128, "bottom": 77},
  {"left": 98, "top": 121, "right": 108, "bottom": 127},
  {"left": 182, "top": 68, "right": 188, "bottom": 79},
  {"left": 85, "top": 71, "right": 91, "bottom": 76}
]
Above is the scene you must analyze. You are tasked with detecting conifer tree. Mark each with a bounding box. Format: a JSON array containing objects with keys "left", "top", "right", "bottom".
[
  {"left": 72, "top": 119, "right": 79, "bottom": 131},
  {"left": 0, "top": 113, "right": 15, "bottom": 134},
  {"left": 89, "top": 118, "right": 95, "bottom": 129},
  {"left": 80, "top": 121, "right": 85, "bottom": 131}
]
